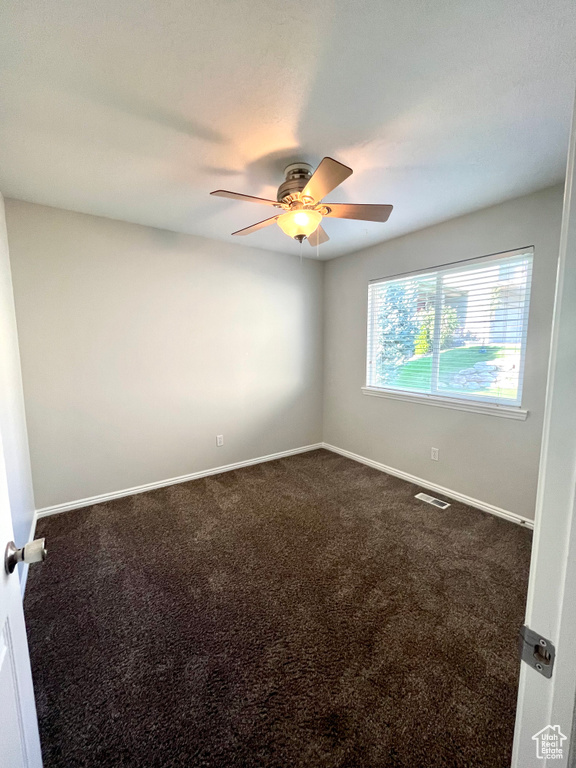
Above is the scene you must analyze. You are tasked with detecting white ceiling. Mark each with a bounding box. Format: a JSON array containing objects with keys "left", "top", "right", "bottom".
[{"left": 1, "top": 0, "right": 575, "bottom": 259}]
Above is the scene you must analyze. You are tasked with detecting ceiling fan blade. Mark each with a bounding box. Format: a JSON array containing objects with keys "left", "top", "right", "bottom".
[
  {"left": 307, "top": 225, "right": 330, "bottom": 247},
  {"left": 325, "top": 203, "right": 393, "bottom": 222},
  {"left": 232, "top": 216, "right": 279, "bottom": 236},
  {"left": 302, "top": 157, "right": 353, "bottom": 203},
  {"left": 211, "top": 190, "right": 280, "bottom": 206}
]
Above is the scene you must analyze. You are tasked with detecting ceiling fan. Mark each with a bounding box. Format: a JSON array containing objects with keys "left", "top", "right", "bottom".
[{"left": 210, "top": 157, "right": 393, "bottom": 246}]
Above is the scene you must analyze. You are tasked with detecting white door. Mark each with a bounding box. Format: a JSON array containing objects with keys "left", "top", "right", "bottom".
[
  {"left": 0, "top": 428, "right": 42, "bottom": 767},
  {"left": 511, "top": 91, "right": 576, "bottom": 766}
]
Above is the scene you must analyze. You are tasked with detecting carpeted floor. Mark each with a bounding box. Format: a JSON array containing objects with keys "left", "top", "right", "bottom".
[{"left": 25, "top": 449, "right": 532, "bottom": 768}]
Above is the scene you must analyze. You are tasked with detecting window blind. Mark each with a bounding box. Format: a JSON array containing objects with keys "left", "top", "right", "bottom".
[{"left": 366, "top": 248, "right": 534, "bottom": 406}]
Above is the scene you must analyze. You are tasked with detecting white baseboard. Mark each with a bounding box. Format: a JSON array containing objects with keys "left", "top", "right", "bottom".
[
  {"left": 322, "top": 442, "right": 534, "bottom": 529},
  {"left": 34, "top": 440, "right": 533, "bottom": 531},
  {"left": 19, "top": 511, "right": 38, "bottom": 597},
  {"left": 35, "top": 443, "right": 324, "bottom": 519}
]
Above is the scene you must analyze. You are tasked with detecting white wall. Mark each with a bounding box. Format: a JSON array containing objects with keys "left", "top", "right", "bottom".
[
  {"left": 0, "top": 195, "right": 35, "bottom": 548},
  {"left": 5, "top": 200, "right": 324, "bottom": 509},
  {"left": 323, "top": 185, "right": 564, "bottom": 520}
]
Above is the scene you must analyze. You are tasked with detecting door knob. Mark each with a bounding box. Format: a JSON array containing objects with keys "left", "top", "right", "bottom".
[{"left": 4, "top": 538, "right": 47, "bottom": 574}]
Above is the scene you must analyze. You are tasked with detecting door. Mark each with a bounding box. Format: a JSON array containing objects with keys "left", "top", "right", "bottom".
[
  {"left": 511, "top": 90, "right": 576, "bottom": 766},
  {"left": 0, "top": 428, "right": 42, "bottom": 767}
]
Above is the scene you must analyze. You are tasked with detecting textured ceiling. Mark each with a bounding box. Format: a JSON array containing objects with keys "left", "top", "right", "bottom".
[{"left": 1, "top": 0, "right": 575, "bottom": 259}]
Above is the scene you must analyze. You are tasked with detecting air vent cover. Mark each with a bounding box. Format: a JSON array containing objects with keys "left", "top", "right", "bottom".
[{"left": 415, "top": 492, "right": 450, "bottom": 509}]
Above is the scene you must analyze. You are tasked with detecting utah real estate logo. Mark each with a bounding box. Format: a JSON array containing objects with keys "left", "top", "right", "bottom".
[{"left": 532, "top": 725, "right": 567, "bottom": 760}]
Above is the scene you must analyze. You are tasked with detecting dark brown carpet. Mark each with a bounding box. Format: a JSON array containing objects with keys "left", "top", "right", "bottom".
[{"left": 25, "top": 449, "right": 532, "bottom": 768}]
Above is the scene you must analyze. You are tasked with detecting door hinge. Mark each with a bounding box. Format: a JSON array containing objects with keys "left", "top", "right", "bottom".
[{"left": 519, "top": 625, "right": 555, "bottom": 679}]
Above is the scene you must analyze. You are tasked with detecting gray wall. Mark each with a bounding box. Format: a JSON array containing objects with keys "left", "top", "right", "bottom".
[
  {"left": 0, "top": 195, "right": 35, "bottom": 549},
  {"left": 5, "top": 186, "right": 563, "bottom": 520},
  {"left": 323, "top": 185, "right": 564, "bottom": 520},
  {"left": 5, "top": 200, "right": 324, "bottom": 509}
]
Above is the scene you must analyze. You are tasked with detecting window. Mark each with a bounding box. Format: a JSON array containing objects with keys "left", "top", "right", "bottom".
[{"left": 365, "top": 248, "right": 533, "bottom": 410}]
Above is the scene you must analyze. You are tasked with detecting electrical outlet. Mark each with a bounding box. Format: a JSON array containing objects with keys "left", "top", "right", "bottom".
[
  {"left": 431, "top": 447, "right": 439, "bottom": 461},
  {"left": 216, "top": 435, "right": 224, "bottom": 447}
]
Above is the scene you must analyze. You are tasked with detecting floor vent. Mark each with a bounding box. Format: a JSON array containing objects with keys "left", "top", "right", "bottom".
[{"left": 415, "top": 492, "right": 451, "bottom": 509}]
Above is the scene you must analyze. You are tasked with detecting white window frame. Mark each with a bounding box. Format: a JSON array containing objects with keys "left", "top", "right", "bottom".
[{"left": 363, "top": 247, "right": 533, "bottom": 420}]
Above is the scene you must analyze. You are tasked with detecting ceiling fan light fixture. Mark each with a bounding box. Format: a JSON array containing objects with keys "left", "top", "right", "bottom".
[
  {"left": 211, "top": 156, "right": 393, "bottom": 244},
  {"left": 277, "top": 209, "right": 322, "bottom": 241}
]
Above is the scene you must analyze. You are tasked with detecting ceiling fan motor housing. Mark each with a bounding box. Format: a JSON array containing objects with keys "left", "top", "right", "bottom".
[{"left": 277, "top": 163, "right": 313, "bottom": 204}]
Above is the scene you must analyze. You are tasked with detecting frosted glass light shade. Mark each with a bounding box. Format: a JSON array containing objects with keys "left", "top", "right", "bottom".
[{"left": 277, "top": 209, "right": 322, "bottom": 239}]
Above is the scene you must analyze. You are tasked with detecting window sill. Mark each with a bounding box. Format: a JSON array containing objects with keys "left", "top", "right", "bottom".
[{"left": 361, "top": 386, "right": 528, "bottom": 421}]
